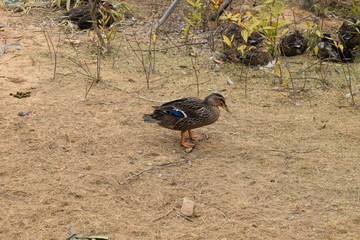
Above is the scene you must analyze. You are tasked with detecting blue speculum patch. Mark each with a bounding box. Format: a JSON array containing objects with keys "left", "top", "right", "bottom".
[{"left": 167, "top": 109, "right": 185, "bottom": 118}]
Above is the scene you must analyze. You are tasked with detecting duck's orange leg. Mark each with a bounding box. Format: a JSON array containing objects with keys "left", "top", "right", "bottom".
[
  {"left": 188, "top": 130, "right": 202, "bottom": 141},
  {"left": 181, "top": 131, "right": 194, "bottom": 148}
]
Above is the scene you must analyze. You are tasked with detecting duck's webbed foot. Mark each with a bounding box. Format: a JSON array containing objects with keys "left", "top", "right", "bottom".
[
  {"left": 188, "top": 130, "right": 202, "bottom": 141},
  {"left": 181, "top": 131, "right": 195, "bottom": 148}
]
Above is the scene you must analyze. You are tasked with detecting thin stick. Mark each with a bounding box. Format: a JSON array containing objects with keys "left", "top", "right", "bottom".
[
  {"left": 43, "top": 29, "right": 58, "bottom": 80},
  {"left": 128, "top": 37, "right": 151, "bottom": 89},
  {"left": 120, "top": 159, "right": 190, "bottom": 184},
  {"left": 84, "top": 46, "right": 101, "bottom": 99},
  {"left": 296, "top": 59, "right": 322, "bottom": 75},
  {"left": 191, "top": 56, "right": 200, "bottom": 97},
  {"left": 269, "top": 148, "right": 319, "bottom": 154},
  {"left": 54, "top": 32, "right": 61, "bottom": 80},
  {"left": 138, "top": 95, "right": 165, "bottom": 103},
  {"left": 152, "top": 208, "right": 175, "bottom": 222},
  {"left": 341, "top": 62, "right": 356, "bottom": 106},
  {"left": 132, "top": 41, "right": 208, "bottom": 52},
  {"left": 96, "top": 45, "right": 101, "bottom": 82},
  {"left": 42, "top": 29, "right": 53, "bottom": 58}
]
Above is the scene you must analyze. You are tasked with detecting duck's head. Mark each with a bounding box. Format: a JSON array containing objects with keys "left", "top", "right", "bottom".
[{"left": 205, "top": 93, "right": 231, "bottom": 112}]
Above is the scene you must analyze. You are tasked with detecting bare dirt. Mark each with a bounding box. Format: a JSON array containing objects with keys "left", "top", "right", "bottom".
[{"left": 0, "top": 1, "right": 360, "bottom": 240}]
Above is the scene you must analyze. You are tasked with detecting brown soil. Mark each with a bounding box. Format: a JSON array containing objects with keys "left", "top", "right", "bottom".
[{"left": 1, "top": 1, "right": 360, "bottom": 240}]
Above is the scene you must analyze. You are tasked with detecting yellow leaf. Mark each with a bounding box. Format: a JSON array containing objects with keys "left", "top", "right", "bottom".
[
  {"left": 187, "top": 0, "right": 195, "bottom": 7},
  {"left": 263, "top": 26, "right": 275, "bottom": 30},
  {"left": 313, "top": 45, "right": 319, "bottom": 55},
  {"left": 284, "top": 69, "right": 290, "bottom": 80},
  {"left": 223, "top": 35, "right": 233, "bottom": 47},
  {"left": 264, "top": 0, "right": 274, "bottom": 5},
  {"left": 241, "top": 29, "right": 249, "bottom": 43},
  {"left": 249, "top": 19, "right": 261, "bottom": 30},
  {"left": 237, "top": 21, "right": 246, "bottom": 28},
  {"left": 210, "top": 0, "right": 222, "bottom": 9},
  {"left": 237, "top": 45, "right": 247, "bottom": 56},
  {"left": 315, "top": 30, "right": 322, "bottom": 37},
  {"left": 282, "top": 79, "right": 289, "bottom": 88},
  {"left": 274, "top": 64, "right": 282, "bottom": 78}
]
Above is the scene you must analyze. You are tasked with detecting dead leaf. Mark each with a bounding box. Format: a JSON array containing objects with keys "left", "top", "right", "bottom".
[{"left": 213, "top": 59, "right": 224, "bottom": 64}]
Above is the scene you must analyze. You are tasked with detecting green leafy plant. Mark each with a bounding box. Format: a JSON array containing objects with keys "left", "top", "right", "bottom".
[
  {"left": 220, "top": 0, "right": 290, "bottom": 56},
  {"left": 182, "top": 0, "right": 206, "bottom": 96},
  {"left": 183, "top": 0, "right": 204, "bottom": 41},
  {"left": 303, "top": 21, "right": 323, "bottom": 55}
]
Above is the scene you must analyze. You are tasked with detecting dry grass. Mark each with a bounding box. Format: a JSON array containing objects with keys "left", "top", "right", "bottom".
[{"left": 0, "top": 1, "right": 360, "bottom": 239}]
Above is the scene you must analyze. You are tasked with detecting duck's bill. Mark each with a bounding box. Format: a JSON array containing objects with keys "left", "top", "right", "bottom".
[{"left": 222, "top": 104, "right": 231, "bottom": 113}]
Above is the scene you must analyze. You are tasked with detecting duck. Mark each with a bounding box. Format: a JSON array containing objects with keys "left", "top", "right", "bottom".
[
  {"left": 278, "top": 30, "right": 308, "bottom": 56},
  {"left": 143, "top": 93, "right": 230, "bottom": 148},
  {"left": 222, "top": 23, "right": 264, "bottom": 61},
  {"left": 241, "top": 46, "right": 273, "bottom": 66},
  {"left": 338, "top": 16, "right": 360, "bottom": 50},
  {"left": 223, "top": 24, "right": 263, "bottom": 45},
  {"left": 60, "top": 0, "right": 116, "bottom": 30},
  {"left": 317, "top": 33, "right": 353, "bottom": 62}
]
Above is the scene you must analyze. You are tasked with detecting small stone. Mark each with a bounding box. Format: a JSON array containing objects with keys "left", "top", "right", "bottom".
[
  {"left": 180, "top": 197, "right": 195, "bottom": 217},
  {"left": 185, "top": 147, "right": 194, "bottom": 153},
  {"left": 226, "top": 78, "right": 234, "bottom": 85}
]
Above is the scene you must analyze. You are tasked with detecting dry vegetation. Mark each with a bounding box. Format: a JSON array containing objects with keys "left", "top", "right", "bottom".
[{"left": 0, "top": 0, "right": 359, "bottom": 239}]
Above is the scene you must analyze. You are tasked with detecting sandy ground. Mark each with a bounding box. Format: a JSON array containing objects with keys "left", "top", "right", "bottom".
[{"left": 0, "top": 1, "right": 360, "bottom": 239}]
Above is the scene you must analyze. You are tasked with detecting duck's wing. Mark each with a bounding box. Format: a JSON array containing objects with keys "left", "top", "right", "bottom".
[{"left": 145, "top": 98, "right": 205, "bottom": 130}]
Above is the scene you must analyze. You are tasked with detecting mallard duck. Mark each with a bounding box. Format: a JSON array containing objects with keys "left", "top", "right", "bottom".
[
  {"left": 317, "top": 33, "right": 353, "bottom": 62},
  {"left": 143, "top": 93, "right": 230, "bottom": 148},
  {"left": 223, "top": 24, "right": 263, "bottom": 46},
  {"left": 338, "top": 17, "right": 360, "bottom": 49},
  {"left": 241, "top": 46, "right": 273, "bottom": 66},
  {"left": 222, "top": 23, "right": 264, "bottom": 61},
  {"left": 278, "top": 30, "right": 308, "bottom": 56},
  {"left": 60, "top": 0, "right": 116, "bottom": 30}
]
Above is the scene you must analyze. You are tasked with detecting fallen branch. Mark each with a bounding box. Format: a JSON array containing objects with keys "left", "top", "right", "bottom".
[{"left": 119, "top": 159, "right": 191, "bottom": 184}]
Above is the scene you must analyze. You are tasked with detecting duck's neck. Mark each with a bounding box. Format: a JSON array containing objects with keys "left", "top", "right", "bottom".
[{"left": 204, "top": 95, "right": 214, "bottom": 105}]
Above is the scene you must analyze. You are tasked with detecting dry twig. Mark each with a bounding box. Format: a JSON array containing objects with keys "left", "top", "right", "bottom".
[
  {"left": 119, "top": 159, "right": 191, "bottom": 184},
  {"left": 152, "top": 208, "right": 175, "bottom": 222}
]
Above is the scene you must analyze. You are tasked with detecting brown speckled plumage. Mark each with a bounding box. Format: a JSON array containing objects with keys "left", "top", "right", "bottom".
[
  {"left": 278, "top": 30, "right": 308, "bottom": 57},
  {"left": 60, "top": 1, "right": 116, "bottom": 30},
  {"left": 143, "top": 93, "right": 230, "bottom": 147},
  {"left": 338, "top": 17, "right": 360, "bottom": 49}
]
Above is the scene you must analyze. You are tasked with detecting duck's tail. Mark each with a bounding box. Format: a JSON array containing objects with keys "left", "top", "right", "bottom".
[{"left": 142, "top": 114, "right": 158, "bottom": 123}]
